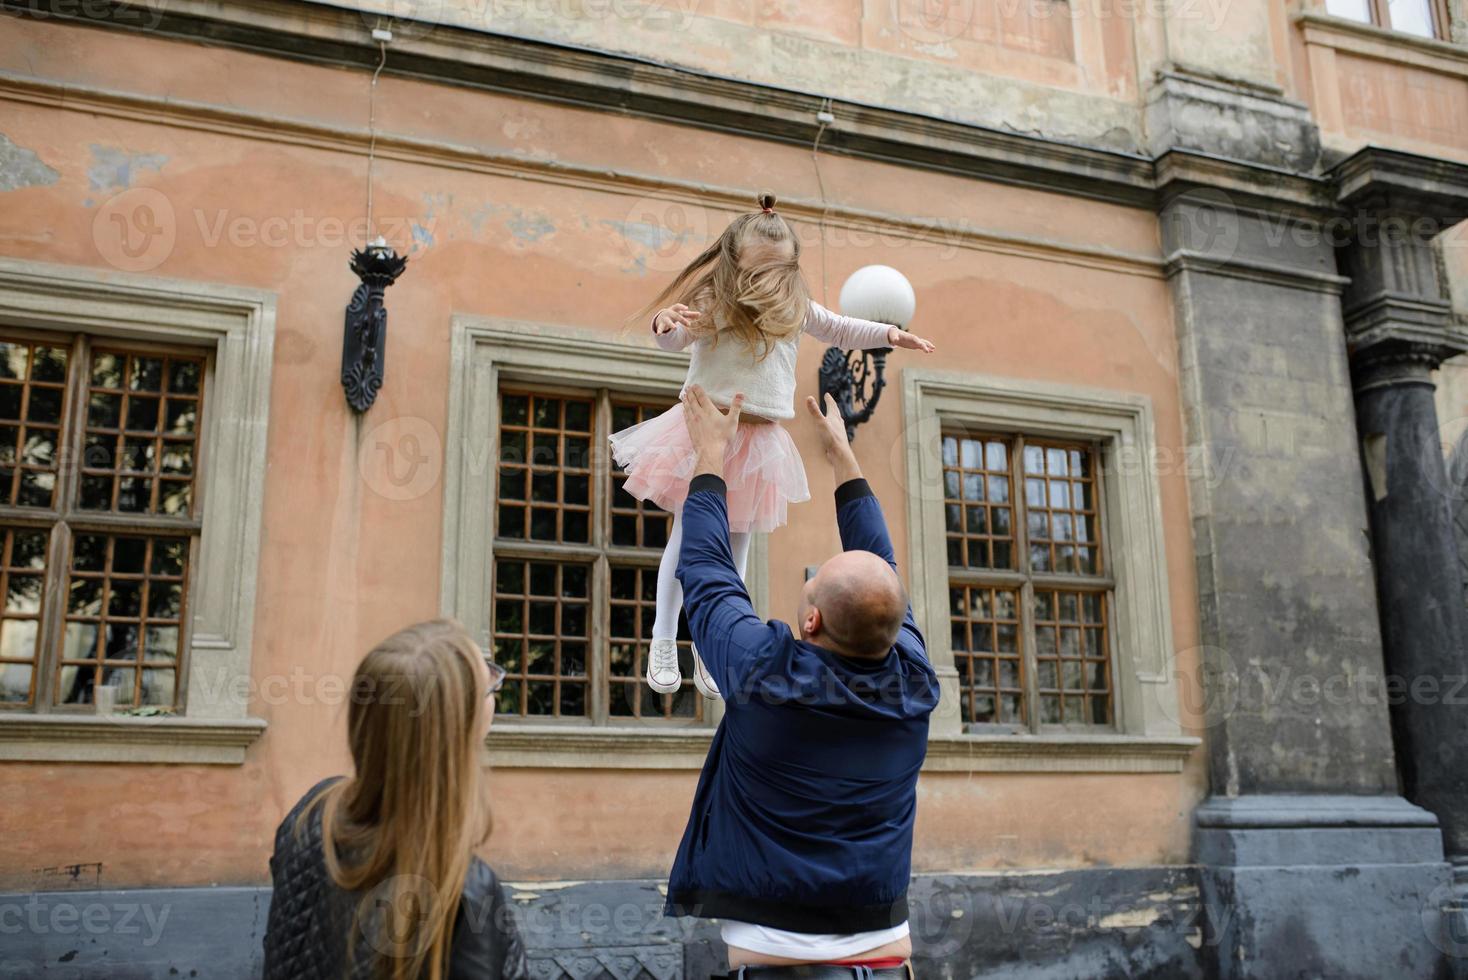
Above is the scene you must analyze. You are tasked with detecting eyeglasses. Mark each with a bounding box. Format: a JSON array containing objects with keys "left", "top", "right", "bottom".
[{"left": 484, "top": 658, "right": 507, "bottom": 697}]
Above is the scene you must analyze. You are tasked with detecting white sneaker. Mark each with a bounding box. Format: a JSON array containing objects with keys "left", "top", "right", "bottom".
[
  {"left": 691, "top": 644, "right": 721, "bottom": 700},
  {"left": 646, "top": 638, "right": 682, "bottom": 694}
]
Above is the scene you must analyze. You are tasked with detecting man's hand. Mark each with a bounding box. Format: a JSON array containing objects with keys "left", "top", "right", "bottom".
[
  {"left": 654, "top": 304, "right": 702, "bottom": 335},
  {"left": 806, "top": 393, "right": 862, "bottom": 486},
  {"left": 683, "top": 385, "right": 744, "bottom": 479},
  {"left": 886, "top": 326, "right": 936, "bottom": 353}
]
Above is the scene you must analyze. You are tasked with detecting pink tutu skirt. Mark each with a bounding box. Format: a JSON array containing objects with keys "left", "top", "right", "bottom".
[{"left": 609, "top": 403, "right": 809, "bottom": 533}]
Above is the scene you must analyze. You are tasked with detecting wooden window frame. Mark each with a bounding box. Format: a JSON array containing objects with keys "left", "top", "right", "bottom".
[
  {"left": 1334, "top": 0, "right": 1453, "bottom": 38},
  {"left": 0, "top": 329, "right": 208, "bottom": 715},
  {"left": 903, "top": 369, "right": 1198, "bottom": 774},
  {"left": 0, "top": 258, "right": 273, "bottom": 764},
  {"left": 942, "top": 431, "right": 1116, "bottom": 734},
  {"left": 442, "top": 317, "right": 778, "bottom": 769},
  {"left": 488, "top": 385, "right": 707, "bottom": 726}
]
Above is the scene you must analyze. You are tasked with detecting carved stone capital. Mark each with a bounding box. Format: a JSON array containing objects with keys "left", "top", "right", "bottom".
[{"left": 1350, "top": 338, "right": 1458, "bottom": 393}]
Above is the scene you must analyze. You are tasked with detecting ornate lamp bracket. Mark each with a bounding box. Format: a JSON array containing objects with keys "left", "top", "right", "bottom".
[
  {"left": 342, "top": 237, "right": 407, "bottom": 413},
  {"left": 818, "top": 344, "right": 890, "bottom": 443}
]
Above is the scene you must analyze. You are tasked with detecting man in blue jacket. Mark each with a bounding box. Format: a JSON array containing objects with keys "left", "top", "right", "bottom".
[{"left": 668, "top": 386, "right": 940, "bottom": 978}]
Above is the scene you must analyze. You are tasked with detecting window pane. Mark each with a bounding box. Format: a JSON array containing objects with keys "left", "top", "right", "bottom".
[
  {"left": 949, "top": 585, "right": 1023, "bottom": 726},
  {"left": 606, "top": 564, "right": 703, "bottom": 721},
  {"left": 1386, "top": 0, "right": 1435, "bottom": 35},
  {"left": 496, "top": 391, "right": 594, "bottom": 545},
  {"left": 491, "top": 559, "right": 592, "bottom": 718},
  {"left": 609, "top": 401, "right": 677, "bottom": 549},
  {"left": 1325, "top": 0, "right": 1372, "bottom": 21},
  {"left": 941, "top": 433, "right": 1016, "bottom": 570},
  {"left": 1020, "top": 440, "right": 1101, "bottom": 576},
  {"left": 1034, "top": 588, "right": 1111, "bottom": 727},
  {"left": 0, "top": 528, "right": 49, "bottom": 707},
  {"left": 80, "top": 349, "right": 205, "bottom": 518},
  {"left": 56, "top": 533, "right": 190, "bottom": 710},
  {"left": 0, "top": 336, "right": 69, "bottom": 509}
]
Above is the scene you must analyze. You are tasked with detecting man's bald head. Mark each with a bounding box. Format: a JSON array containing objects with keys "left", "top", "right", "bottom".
[{"left": 798, "top": 551, "right": 908, "bottom": 660}]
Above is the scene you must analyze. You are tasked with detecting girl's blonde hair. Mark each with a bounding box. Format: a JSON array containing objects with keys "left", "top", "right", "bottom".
[
  {"left": 301, "top": 619, "right": 493, "bottom": 980},
  {"left": 640, "top": 191, "right": 810, "bottom": 359}
]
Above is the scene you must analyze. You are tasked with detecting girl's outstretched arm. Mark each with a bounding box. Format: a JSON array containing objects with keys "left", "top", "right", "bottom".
[
  {"left": 804, "top": 301, "right": 935, "bottom": 352},
  {"left": 651, "top": 304, "right": 699, "bottom": 351}
]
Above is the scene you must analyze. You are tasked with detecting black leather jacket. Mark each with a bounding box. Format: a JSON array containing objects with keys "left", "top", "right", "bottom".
[{"left": 262, "top": 778, "right": 528, "bottom": 980}]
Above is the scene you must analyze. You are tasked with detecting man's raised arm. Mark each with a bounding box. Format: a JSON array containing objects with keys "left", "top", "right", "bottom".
[
  {"left": 804, "top": 395, "right": 925, "bottom": 655},
  {"left": 675, "top": 387, "right": 772, "bottom": 695},
  {"left": 804, "top": 395, "right": 898, "bottom": 569}
]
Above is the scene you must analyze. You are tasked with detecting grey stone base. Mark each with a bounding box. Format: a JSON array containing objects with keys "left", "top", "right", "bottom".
[
  {"left": 1, "top": 854, "right": 1463, "bottom": 978},
  {"left": 1195, "top": 794, "right": 1463, "bottom": 980}
]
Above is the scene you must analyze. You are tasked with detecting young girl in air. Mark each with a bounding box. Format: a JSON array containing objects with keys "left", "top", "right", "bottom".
[{"left": 609, "top": 193, "right": 935, "bottom": 699}]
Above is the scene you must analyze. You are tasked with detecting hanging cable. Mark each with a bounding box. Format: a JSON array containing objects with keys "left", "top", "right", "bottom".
[
  {"left": 365, "top": 27, "right": 389, "bottom": 241},
  {"left": 810, "top": 97, "right": 835, "bottom": 305}
]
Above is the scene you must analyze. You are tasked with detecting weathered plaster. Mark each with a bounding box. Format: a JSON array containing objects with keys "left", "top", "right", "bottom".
[
  {"left": 86, "top": 143, "right": 167, "bottom": 192},
  {"left": 0, "top": 131, "right": 58, "bottom": 191}
]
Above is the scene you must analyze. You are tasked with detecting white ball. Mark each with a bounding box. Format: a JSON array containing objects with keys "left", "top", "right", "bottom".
[{"left": 838, "top": 265, "right": 916, "bottom": 328}]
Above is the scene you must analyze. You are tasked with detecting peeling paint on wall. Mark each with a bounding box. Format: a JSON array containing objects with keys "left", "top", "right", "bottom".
[
  {"left": 0, "top": 133, "right": 60, "bottom": 192},
  {"left": 455, "top": 195, "right": 556, "bottom": 245},
  {"left": 506, "top": 209, "right": 554, "bottom": 243},
  {"left": 88, "top": 144, "right": 168, "bottom": 192},
  {"left": 602, "top": 218, "right": 684, "bottom": 252}
]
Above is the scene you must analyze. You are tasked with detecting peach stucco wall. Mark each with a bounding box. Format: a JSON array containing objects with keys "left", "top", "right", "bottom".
[
  {"left": 0, "top": 17, "right": 1204, "bottom": 889},
  {"left": 1289, "top": 0, "right": 1468, "bottom": 163}
]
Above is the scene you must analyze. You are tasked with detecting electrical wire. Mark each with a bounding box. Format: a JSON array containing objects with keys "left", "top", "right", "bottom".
[
  {"left": 811, "top": 97, "right": 834, "bottom": 305},
  {"left": 365, "top": 32, "right": 388, "bottom": 240}
]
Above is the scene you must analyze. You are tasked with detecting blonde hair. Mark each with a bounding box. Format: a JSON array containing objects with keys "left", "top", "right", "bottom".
[
  {"left": 301, "top": 619, "right": 493, "bottom": 980},
  {"left": 640, "top": 191, "right": 810, "bottom": 360}
]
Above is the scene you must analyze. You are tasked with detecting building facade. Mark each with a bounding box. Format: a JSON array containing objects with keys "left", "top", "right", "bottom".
[{"left": 1, "top": 0, "right": 1466, "bottom": 976}]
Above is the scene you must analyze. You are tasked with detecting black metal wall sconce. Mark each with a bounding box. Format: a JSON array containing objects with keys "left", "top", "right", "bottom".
[
  {"left": 342, "top": 235, "right": 407, "bottom": 413},
  {"left": 816, "top": 265, "right": 916, "bottom": 443}
]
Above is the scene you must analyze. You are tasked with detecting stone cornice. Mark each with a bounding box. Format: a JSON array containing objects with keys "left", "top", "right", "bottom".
[
  {"left": 0, "top": 70, "right": 1165, "bottom": 279},
  {"left": 1, "top": 0, "right": 1344, "bottom": 214},
  {"left": 1164, "top": 249, "right": 1351, "bottom": 294},
  {"left": 1195, "top": 792, "right": 1442, "bottom": 829},
  {"left": 1331, "top": 146, "right": 1468, "bottom": 224}
]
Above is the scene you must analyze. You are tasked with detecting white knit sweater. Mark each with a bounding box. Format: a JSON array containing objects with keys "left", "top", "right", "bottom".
[{"left": 654, "top": 302, "right": 893, "bottom": 420}]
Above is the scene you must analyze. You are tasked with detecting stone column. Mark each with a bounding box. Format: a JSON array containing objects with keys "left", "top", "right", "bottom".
[
  {"left": 1152, "top": 83, "right": 1455, "bottom": 970},
  {"left": 1334, "top": 147, "right": 1468, "bottom": 890}
]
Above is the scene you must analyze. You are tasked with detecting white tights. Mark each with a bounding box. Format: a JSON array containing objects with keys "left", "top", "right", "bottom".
[{"left": 653, "top": 510, "right": 752, "bottom": 641}]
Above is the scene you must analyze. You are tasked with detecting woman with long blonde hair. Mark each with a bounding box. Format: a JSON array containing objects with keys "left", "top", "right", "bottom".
[
  {"left": 262, "top": 619, "right": 527, "bottom": 980},
  {"left": 610, "top": 192, "right": 935, "bottom": 700}
]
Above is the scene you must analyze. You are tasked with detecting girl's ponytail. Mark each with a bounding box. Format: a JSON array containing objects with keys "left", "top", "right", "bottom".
[{"left": 758, "top": 191, "right": 777, "bottom": 213}]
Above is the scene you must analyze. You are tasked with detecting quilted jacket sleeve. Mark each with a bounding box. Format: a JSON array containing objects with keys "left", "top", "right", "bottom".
[{"left": 450, "top": 860, "right": 529, "bottom": 980}]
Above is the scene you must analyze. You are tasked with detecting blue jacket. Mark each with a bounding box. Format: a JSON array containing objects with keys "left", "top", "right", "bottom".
[{"left": 665, "top": 475, "right": 939, "bottom": 933}]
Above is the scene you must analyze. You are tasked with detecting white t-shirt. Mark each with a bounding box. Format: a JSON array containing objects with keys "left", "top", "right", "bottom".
[{"left": 720, "top": 919, "right": 910, "bottom": 961}]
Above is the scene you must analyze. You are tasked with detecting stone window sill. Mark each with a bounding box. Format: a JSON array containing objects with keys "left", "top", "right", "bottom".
[
  {"left": 924, "top": 733, "right": 1200, "bottom": 773},
  {"left": 486, "top": 725, "right": 715, "bottom": 770},
  {"left": 487, "top": 724, "right": 1199, "bottom": 773},
  {"left": 0, "top": 714, "right": 266, "bottom": 764}
]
